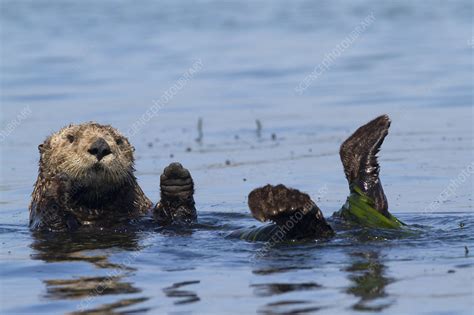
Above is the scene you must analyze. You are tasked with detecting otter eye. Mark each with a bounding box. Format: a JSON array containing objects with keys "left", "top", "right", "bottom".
[
  {"left": 67, "top": 135, "right": 75, "bottom": 143},
  {"left": 116, "top": 138, "right": 123, "bottom": 145}
]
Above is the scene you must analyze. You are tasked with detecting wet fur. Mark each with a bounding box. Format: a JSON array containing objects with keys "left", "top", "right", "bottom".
[
  {"left": 244, "top": 115, "right": 393, "bottom": 240},
  {"left": 339, "top": 115, "right": 390, "bottom": 217},
  {"left": 154, "top": 163, "right": 197, "bottom": 225},
  {"left": 29, "top": 123, "right": 195, "bottom": 231},
  {"left": 248, "top": 184, "right": 334, "bottom": 239}
]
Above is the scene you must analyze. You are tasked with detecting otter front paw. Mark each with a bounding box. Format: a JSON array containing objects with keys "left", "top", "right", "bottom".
[
  {"left": 154, "top": 162, "right": 197, "bottom": 225},
  {"left": 160, "top": 162, "right": 194, "bottom": 200}
]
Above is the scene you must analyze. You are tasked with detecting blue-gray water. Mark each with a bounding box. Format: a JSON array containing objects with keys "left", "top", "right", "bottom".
[{"left": 0, "top": 1, "right": 473, "bottom": 314}]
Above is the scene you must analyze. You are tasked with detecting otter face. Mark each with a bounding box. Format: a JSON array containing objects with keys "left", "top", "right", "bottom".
[{"left": 39, "top": 123, "right": 135, "bottom": 189}]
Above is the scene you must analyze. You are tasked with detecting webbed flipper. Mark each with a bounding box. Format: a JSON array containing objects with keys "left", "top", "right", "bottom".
[
  {"left": 339, "top": 115, "right": 390, "bottom": 217},
  {"left": 154, "top": 163, "right": 197, "bottom": 225},
  {"left": 246, "top": 184, "right": 334, "bottom": 240}
]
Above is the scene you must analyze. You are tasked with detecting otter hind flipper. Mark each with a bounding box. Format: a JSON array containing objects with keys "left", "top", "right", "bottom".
[
  {"left": 248, "top": 184, "right": 314, "bottom": 223},
  {"left": 339, "top": 115, "right": 390, "bottom": 216},
  {"left": 247, "top": 185, "right": 333, "bottom": 240},
  {"left": 154, "top": 162, "right": 197, "bottom": 225}
]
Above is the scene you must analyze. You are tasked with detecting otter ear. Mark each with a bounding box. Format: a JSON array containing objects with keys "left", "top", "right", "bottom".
[{"left": 38, "top": 141, "right": 50, "bottom": 153}]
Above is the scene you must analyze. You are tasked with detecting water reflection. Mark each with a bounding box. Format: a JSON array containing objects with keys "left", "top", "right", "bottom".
[
  {"left": 30, "top": 230, "right": 149, "bottom": 314},
  {"left": 251, "top": 282, "right": 321, "bottom": 297},
  {"left": 250, "top": 244, "right": 324, "bottom": 314},
  {"left": 252, "top": 265, "right": 313, "bottom": 275},
  {"left": 345, "top": 251, "right": 394, "bottom": 312},
  {"left": 259, "top": 301, "right": 323, "bottom": 315},
  {"left": 69, "top": 297, "right": 149, "bottom": 315},
  {"left": 163, "top": 280, "right": 201, "bottom": 305}
]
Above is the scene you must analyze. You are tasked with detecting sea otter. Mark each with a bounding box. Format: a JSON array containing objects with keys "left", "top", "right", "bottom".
[
  {"left": 29, "top": 122, "right": 196, "bottom": 231},
  {"left": 31, "top": 116, "right": 401, "bottom": 240},
  {"left": 231, "top": 115, "right": 404, "bottom": 241}
]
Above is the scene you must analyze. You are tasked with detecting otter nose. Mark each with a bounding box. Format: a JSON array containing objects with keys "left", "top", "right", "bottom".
[{"left": 88, "top": 138, "right": 111, "bottom": 161}]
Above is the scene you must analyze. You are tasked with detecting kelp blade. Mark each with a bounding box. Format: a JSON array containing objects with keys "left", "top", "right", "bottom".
[{"left": 338, "top": 186, "right": 404, "bottom": 229}]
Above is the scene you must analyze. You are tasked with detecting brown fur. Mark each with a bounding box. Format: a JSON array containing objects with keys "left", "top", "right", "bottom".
[
  {"left": 248, "top": 184, "right": 315, "bottom": 223},
  {"left": 248, "top": 184, "right": 334, "bottom": 239},
  {"left": 30, "top": 122, "right": 152, "bottom": 231},
  {"left": 339, "top": 115, "right": 391, "bottom": 217},
  {"left": 154, "top": 163, "right": 197, "bottom": 225}
]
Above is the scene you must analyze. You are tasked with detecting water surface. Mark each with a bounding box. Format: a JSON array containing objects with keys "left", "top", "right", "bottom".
[{"left": 0, "top": 1, "right": 473, "bottom": 314}]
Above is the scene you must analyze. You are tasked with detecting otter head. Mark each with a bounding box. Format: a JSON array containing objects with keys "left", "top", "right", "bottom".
[{"left": 38, "top": 122, "right": 135, "bottom": 191}]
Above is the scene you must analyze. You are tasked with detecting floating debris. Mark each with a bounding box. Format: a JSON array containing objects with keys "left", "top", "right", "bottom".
[
  {"left": 169, "top": 154, "right": 174, "bottom": 158},
  {"left": 195, "top": 118, "right": 203, "bottom": 143},
  {"left": 147, "top": 142, "right": 153, "bottom": 148},
  {"left": 459, "top": 222, "right": 465, "bottom": 228},
  {"left": 186, "top": 147, "right": 192, "bottom": 152},
  {"left": 243, "top": 178, "right": 247, "bottom": 182},
  {"left": 256, "top": 119, "right": 262, "bottom": 138},
  {"left": 225, "top": 160, "right": 231, "bottom": 166},
  {"left": 271, "top": 133, "right": 277, "bottom": 141},
  {"left": 465, "top": 246, "right": 469, "bottom": 256}
]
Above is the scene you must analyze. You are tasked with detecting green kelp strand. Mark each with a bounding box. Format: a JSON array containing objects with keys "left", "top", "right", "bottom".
[{"left": 341, "top": 186, "right": 404, "bottom": 229}]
